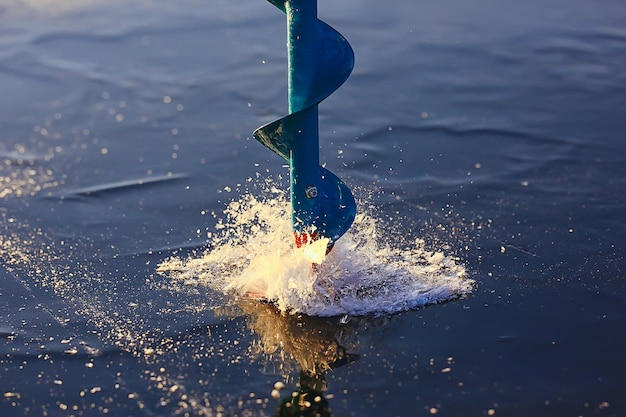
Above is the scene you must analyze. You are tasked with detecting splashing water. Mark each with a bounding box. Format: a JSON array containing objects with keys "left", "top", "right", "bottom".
[{"left": 158, "top": 184, "right": 473, "bottom": 317}]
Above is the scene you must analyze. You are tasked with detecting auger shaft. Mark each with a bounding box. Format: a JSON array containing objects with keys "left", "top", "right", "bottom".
[
  {"left": 285, "top": 0, "right": 321, "bottom": 242},
  {"left": 254, "top": 0, "right": 356, "bottom": 249}
]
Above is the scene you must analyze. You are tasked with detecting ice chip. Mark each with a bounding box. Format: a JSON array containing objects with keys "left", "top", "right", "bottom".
[{"left": 303, "top": 237, "right": 330, "bottom": 265}]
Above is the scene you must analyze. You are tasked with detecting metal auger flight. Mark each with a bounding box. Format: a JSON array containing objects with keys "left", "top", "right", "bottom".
[{"left": 253, "top": 0, "right": 356, "bottom": 251}]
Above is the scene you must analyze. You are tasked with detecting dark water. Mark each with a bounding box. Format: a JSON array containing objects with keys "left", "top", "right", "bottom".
[{"left": 1, "top": 0, "right": 625, "bottom": 416}]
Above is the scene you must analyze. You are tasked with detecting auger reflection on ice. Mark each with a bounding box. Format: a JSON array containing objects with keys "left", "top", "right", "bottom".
[{"left": 254, "top": 0, "right": 356, "bottom": 252}]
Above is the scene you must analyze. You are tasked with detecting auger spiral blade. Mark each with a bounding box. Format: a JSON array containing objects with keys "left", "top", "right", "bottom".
[{"left": 253, "top": 0, "right": 356, "bottom": 250}]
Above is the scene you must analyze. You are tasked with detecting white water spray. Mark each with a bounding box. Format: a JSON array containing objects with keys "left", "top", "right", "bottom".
[{"left": 158, "top": 183, "right": 473, "bottom": 317}]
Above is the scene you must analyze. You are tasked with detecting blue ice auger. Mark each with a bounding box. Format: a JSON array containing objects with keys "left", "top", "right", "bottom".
[{"left": 254, "top": 0, "right": 356, "bottom": 251}]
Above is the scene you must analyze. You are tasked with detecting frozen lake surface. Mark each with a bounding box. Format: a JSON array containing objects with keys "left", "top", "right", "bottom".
[{"left": 1, "top": 0, "right": 625, "bottom": 416}]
